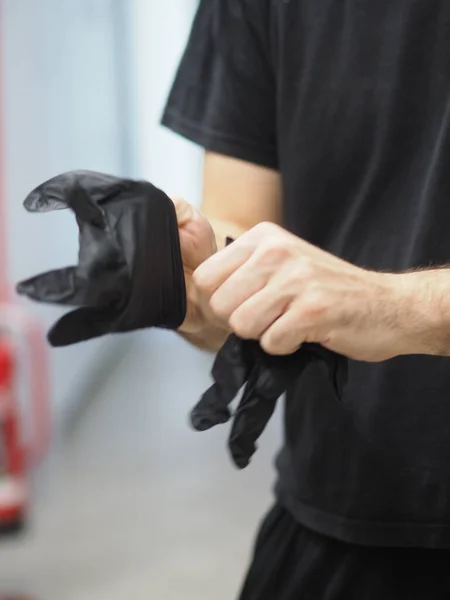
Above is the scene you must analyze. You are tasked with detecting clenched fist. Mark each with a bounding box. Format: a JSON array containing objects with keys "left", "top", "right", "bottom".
[
  {"left": 172, "top": 197, "right": 218, "bottom": 335},
  {"left": 193, "top": 222, "right": 411, "bottom": 362}
]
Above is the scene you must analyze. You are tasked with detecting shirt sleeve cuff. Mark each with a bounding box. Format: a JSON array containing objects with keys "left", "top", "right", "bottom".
[{"left": 161, "top": 108, "right": 279, "bottom": 171}]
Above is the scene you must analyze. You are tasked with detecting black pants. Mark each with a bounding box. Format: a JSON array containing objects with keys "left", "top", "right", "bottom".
[{"left": 238, "top": 504, "right": 450, "bottom": 600}]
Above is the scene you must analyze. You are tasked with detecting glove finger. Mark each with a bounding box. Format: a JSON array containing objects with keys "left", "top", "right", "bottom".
[
  {"left": 17, "top": 264, "right": 128, "bottom": 315},
  {"left": 228, "top": 366, "right": 282, "bottom": 469},
  {"left": 47, "top": 306, "right": 114, "bottom": 347},
  {"left": 328, "top": 353, "right": 348, "bottom": 400},
  {"left": 190, "top": 384, "right": 232, "bottom": 431},
  {"left": 23, "top": 170, "right": 122, "bottom": 228},
  {"left": 16, "top": 267, "right": 86, "bottom": 306},
  {"left": 210, "top": 335, "right": 254, "bottom": 396},
  {"left": 228, "top": 346, "right": 323, "bottom": 469},
  {"left": 190, "top": 335, "right": 254, "bottom": 431},
  {"left": 304, "top": 344, "right": 349, "bottom": 400}
]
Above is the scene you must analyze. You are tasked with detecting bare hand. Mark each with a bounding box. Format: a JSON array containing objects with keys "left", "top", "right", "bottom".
[{"left": 193, "top": 222, "right": 408, "bottom": 361}]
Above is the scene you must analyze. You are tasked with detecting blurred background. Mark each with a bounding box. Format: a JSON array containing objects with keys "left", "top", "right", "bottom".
[{"left": 0, "top": 1, "right": 282, "bottom": 599}]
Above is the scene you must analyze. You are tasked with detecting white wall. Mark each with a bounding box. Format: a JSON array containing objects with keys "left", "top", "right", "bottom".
[
  {"left": 1, "top": 0, "right": 208, "bottom": 420},
  {"left": 127, "top": 0, "right": 203, "bottom": 201},
  {"left": 1, "top": 0, "right": 131, "bottom": 411},
  {"left": 125, "top": 0, "right": 214, "bottom": 356}
]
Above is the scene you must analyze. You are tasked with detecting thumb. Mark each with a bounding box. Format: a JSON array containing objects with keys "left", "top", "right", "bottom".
[
  {"left": 170, "top": 195, "right": 217, "bottom": 268},
  {"left": 171, "top": 196, "right": 195, "bottom": 227}
]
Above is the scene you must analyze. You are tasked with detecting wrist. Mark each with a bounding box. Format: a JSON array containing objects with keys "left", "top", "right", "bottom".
[
  {"left": 392, "top": 270, "right": 449, "bottom": 356},
  {"left": 178, "top": 274, "right": 208, "bottom": 333},
  {"left": 178, "top": 279, "right": 230, "bottom": 350},
  {"left": 178, "top": 314, "right": 229, "bottom": 353}
]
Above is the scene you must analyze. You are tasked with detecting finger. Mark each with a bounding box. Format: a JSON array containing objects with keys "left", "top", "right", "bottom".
[
  {"left": 260, "top": 308, "right": 309, "bottom": 355},
  {"left": 208, "top": 258, "right": 272, "bottom": 324},
  {"left": 228, "top": 284, "right": 289, "bottom": 340},
  {"left": 171, "top": 196, "right": 195, "bottom": 227},
  {"left": 193, "top": 239, "right": 255, "bottom": 297}
]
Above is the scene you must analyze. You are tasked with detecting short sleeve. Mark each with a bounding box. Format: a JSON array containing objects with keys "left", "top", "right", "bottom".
[{"left": 161, "top": 0, "right": 278, "bottom": 169}]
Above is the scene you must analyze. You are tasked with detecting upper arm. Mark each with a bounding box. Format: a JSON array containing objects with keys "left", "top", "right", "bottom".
[
  {"left": 161, "top": 0, "right": 281, "bottom": 351},
  {"left": 161, "top": 0, "right": 277, "bottom": 169},
  {"left": 201, "top": 152, "right": 282, "bottom": 247},
  {"left": 161, "top": 0, "right": 279, "bottom": 246}
]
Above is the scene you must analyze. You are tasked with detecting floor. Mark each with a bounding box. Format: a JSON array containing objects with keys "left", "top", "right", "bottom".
[{"left": 0, "top": 331, "right": 283, "bottom": 600}]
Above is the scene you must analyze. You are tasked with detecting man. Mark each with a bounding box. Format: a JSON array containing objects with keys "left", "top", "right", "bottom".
[{"left": 161, "top": 1, "right": 450, "bottom": 598}]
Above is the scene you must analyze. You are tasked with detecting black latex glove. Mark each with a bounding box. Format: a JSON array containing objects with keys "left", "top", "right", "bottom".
[
  {"left": 191, "top": 335, "right": 348, "bottom": 469},
  {"left": 16, "top": 170, "right": 186, "bottom": 346}
]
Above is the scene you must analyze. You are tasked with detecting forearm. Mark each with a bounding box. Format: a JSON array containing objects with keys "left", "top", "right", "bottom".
[
  {"left": 396, "top": 268, "right": 450, "bottom": 357},
  {"left": 177, "top": 152, "right": 282, "bottom": 353}
]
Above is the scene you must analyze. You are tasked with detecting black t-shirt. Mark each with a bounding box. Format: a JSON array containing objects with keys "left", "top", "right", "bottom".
[{"left": 162, "top": 0, "right": 450, "bottom": 548}]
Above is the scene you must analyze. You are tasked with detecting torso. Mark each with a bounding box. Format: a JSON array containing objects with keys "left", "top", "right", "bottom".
[{"left": 270, "top": 0, "right": 450, "bottom": 547}]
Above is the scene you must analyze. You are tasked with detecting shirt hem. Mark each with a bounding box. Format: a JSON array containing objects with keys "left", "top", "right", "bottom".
[{"left": 275, "top": 484, "right": 450, "bottom": 549}]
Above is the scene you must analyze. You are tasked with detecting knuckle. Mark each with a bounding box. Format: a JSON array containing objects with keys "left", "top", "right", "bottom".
[
  {"left": 192, "top": 268, "right": 210, "bottom": 292},
  {"left": 252, "top": 221, "right": 277, "bottom": 237},
  {"left": 229, "top": 311, "right": 255, "bottom": 339},
  {"left": 209, "top": 294, "right": 229, "bottom": 321},
  {"left": 191, "top": 268, "right": 202, "bottom": 287},
  {"left": 260, "top": 330, "right": 283, "bottom": 355},
  {"left": 257, "top": 238, "right": 291, "bottom": 265},
  {"left": 171, "top": 195, "right": 185, "bottom": 208},
  {"left": 173, "top": 197, "right": 193, "bottom": 224},
  {"left": 261, "top": 338, "right": 282, "bottom": 355},
  {"left": 300, "top": 288, "right": 329, "bottom": 319},
  {"left": 261, "top": 330, "right": 301, "bottom": 356},
  {"left": 260, "top": 335, "right": 274, "bottom": 354},
  {"left": 292, "top": 256, "right": 314, "bottom": 281}
]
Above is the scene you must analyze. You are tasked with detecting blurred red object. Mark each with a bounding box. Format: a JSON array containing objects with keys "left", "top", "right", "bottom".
[
  {"left": 0, "top": 5, "right": 49, "bottom": 600},
  {"left": 0, "top": 311, "right": 51, "bottom": 536},
  {"left": 0, "top": 338, "right": 28, "bottom": 534}
]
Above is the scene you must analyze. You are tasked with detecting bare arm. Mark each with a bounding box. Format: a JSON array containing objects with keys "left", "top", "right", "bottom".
[
  {"left": 179, "top": 152, "right": 282, "bottom": 352},
  {"left": 202, "top": 152, "right": 283, "bottom": 249},
  {"left": 393, "top": 268, "right": 450, "bottom": 357}
]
